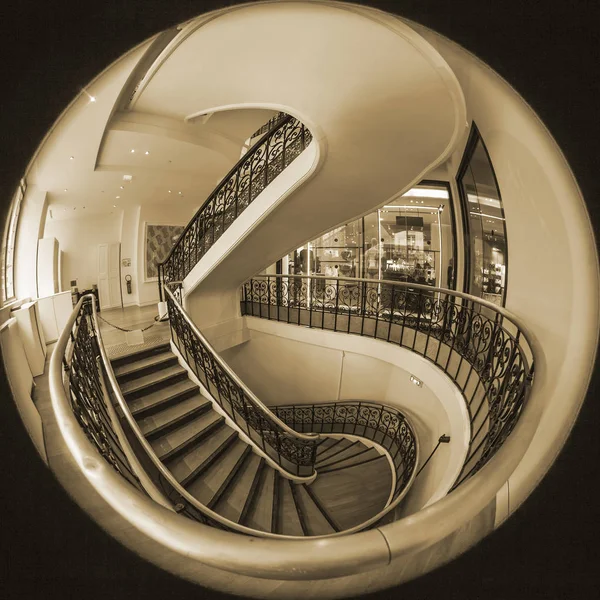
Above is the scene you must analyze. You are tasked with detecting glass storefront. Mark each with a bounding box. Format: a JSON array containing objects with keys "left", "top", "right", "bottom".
[
  {"left": 457, "top": 124, "right": 507, "bottom": 306},
  {"left": 270, "top": 182, "right": 456, "bottom": 289}
]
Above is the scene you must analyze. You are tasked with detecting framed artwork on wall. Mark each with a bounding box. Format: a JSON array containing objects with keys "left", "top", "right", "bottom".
[{"left": 144, "top": 223, "right": 184, "bottom": 281}]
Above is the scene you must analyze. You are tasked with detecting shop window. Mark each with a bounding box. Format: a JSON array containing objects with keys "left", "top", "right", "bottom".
[
  {"left": 1, "top": 179, "right": 25, "bottom": 304},
  {"left": 457, "top": 124, "right": 507, "bottom": 306},
  {"left": 271, "top": 181, "right": 457, "bottom": 291}
]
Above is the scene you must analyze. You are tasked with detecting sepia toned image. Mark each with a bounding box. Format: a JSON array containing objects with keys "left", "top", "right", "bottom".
[{"left": 0, "top": 1, "right": 598, "bottom": 599}]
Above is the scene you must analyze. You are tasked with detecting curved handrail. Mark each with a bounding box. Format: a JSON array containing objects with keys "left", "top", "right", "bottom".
[
  {"left": 47, "top": 293, "right": 545, "bottom": 579},
  {"left": 274, "top": 399, "right": 420, "bottom": 535},
  {"left": 163, "top": 283, "right": 320, "bottom": 479},
  {"left": 241, "top": 273, "right": 535, "bottom": 488},
  {"left": 159, "top": 115, "right": 313, "bottom": 289}
]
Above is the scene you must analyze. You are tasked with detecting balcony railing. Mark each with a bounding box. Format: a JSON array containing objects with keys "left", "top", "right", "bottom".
[
  {"left": 159, "top": 115, "right": 313, "bottom": 291},
  {"left": 274, "top": 400, "right": 419, "bottom": 530},
  {"left": 241, "top": 274, "right": 535, "bottom": 489}
]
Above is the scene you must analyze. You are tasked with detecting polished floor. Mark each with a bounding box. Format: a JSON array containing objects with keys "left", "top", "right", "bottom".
[{"left": 97, "top": 304, "right": 171, "bottom": 359}]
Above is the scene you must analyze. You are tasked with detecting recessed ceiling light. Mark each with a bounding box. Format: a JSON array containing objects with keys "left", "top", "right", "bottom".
[
  {"left": 120, "top": 186, "right": 124, "bottom": 189},
  {"left": 131, "top": 149, "right": 135, "bottom": 153},
  {"left": 123, "top": 175, "right": 132, "bottom": 182},
  {"left": 113, "top": 204, "right": 117, "bottom": 208},
  {"left": 178, "top": 191, "right": 182, "bottom": 195},
  {"left": 89, "top": 96, "right": 96, "bottom": 103},
  {"left": 145, "top": 151, "right": 150, "bottom": 155},
  {"left": 116, "top": 196, "right": 120, "bottom": 199},
  {"left": 64, "top": 188, "right": 68, "bottom": 192},
  {"left": 168, "top": 190, "right": 172, "bottom": 193},
  {"left": 69, "top": 156, "right": 74, "bottom": 160}
]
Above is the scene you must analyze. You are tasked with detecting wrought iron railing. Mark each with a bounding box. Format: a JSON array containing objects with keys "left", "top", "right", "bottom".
[
  {"left": 54, "top": 294, "right": 310, "bottom": 536},
  {"left": 249, "top": 111, "right": 289, "bottom": 140},
  {"left": 241, "top": 274, "right": 535, "bottom": 489},
  {"left": 163, "top": 283, "right": 320, "bottom": 478},
  {"left": 274, "top": 400, "right": 418, "bottom": 521},
  {"left": 59, "top": 296, "right": 145, "bottom": 491},
  {"left": 159, "top": 115, "right": 313, "bottom": 292}
]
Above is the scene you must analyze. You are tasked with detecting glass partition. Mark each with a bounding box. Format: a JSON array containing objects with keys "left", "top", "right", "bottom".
[
  {"left": 457, "top": 124, "right": 507, "bottom": 306},
  {"left": 269, "top": 182, "right": 456, "bottom": 291}
]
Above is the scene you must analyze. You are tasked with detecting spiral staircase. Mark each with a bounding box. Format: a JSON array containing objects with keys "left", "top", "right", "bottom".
[{"left": 38, "top": 2, "right": 600, "bottom": 599}]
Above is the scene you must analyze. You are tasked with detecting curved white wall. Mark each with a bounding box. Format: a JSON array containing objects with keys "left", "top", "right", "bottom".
[
  {"left": 221, "top": 316, "right": 470, "bottom": 512},
  {"left": 402, "top": 18, "right": 600, "bottom": 519}
]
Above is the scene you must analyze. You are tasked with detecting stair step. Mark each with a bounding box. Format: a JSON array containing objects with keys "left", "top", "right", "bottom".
[
  {"left": 152, "top": 409, "right": 223, "bottom": 461},
  {"left": 316, "top": 438, "right": 353, "bottom": 462},
  {"left": 218, "top": 454, "right": 263, "bottom": 524},
  {"left": 128, "top": 379, "right": 199, "bottom": 418},
  {"left": 317, "top": 442, "right": 371, "bottom": 469},
  {"left": 111, "top": 343, "right": 171, "bottom": 370},
  {"left": 318, "top": 448, "right": 382, "bottom": 474},
  {"left": 303, "top": 484, "right": 341, "bottom": 533},
  {"left": 311, "top": 457, "right": 391, "bottom": 531},
  {"left": 121, "top": 364, "right": 189, "bottom": 400},
  {"left": 113, "top": 350, "right": 178, "bottom": 382},
  {"left": 316, "top": 440, "right": 361, "bottom": 467},
  {"left": 169, "top": 420, "right": 234, "bottom": 482},
  {"left": 138, "top": 396, "right": 213, "bottom": 441},
  {"left": 180, "top": 431, "right": 239, "bottom": 488},
  {"left": 294, "top": 484, "right": 336, "bottom": 536},
  {"left": 243, "top": 466, "right": 275, "bottom": 533},
  {"left": 279, "top": 479, "right": 305, "bottom": 536},
  {"left": 187, "top": 441, "right": 251, "bottom": 507}
]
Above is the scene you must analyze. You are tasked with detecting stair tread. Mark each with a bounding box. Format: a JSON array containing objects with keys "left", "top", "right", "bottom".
[
  {"left": 137, "top": 395, "right": 211, "bottom": 437},
  {"left": 317, "top": 440, "right": 369, "bottom": 468},
  {"left": 168, "top": 422, "right": 234, "bottom": 483},
  {"left": 113, "top": 350, "right": 175, "bottom": 378},
  {"left": 111, "top": 343, "right": 171, "bottom": 368},
  {"left": 316, "top": 437, "right": 353, "bottom": 460},
  {"left": 121, "top": 364, "right": 187, "bottom": 395},
  {"left": 279, "top": 479, "right": 305, "bottom": 536},
  {"left": 318, "top": 446, "right": 381, "bottom": 473},
  {"left": 244, "top": 467, "right": 275, "bottom": 533},
  {"left": 128, "top": 379, "right": 198, "bottom": 416},
  {"left": 217, "top": 453, "right": 263, "bottom": 523},
  {"left": 151, "top": 407, "right": 222, "bottom": 458},
  {"left": 296, "top": 484, "right": 336, "bottom": 536},
  {"left": 310, "top": 457, "right": 391, "bottom": 531},
  {"left": 186, "top": 440, "right": 249, "bottom": 505}
]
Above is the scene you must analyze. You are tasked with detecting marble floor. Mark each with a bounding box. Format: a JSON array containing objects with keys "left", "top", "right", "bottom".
[{"left": 96, "top": 304, "right": 171, "bottom": 359}]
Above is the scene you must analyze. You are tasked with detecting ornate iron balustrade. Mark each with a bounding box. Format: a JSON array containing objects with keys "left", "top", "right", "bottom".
[
  {"left": 61, "top": 297, "right": 144, "bottom": 491},
  {"left": 241, "top": 274, "right": 535, "bottom": 489},
  {"left": 164, "top": 283, "right": 320, "bottom": 478},
  {"left": 159, "top": 115, "right": 313, "bottom": 292},
  {"left": 57, "top": 295, "right": 265, "bottom": 534},
  {"left": 249, "top": 111, "right": 289, "bottom": 139},
  {"left": 274, "top": 401, "right": 418, "bottom": 509}
]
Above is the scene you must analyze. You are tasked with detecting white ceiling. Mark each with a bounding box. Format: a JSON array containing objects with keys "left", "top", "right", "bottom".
[{"left": 28, "top": 32, "right": 275, "bottom": 223}]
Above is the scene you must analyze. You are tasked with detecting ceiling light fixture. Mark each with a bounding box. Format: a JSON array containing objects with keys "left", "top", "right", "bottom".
[
  {"left": 145, "top": 151, "right": 150, "bottom": 155},
  {"left": 69, "top": 156, "right": 74, "bottom": 160},
  {"left": 120, "top": 186, "right": 124, "bottom": 190},
  {"left": 123, "top": 175, "right": 133, "bottom": 182},
  {"left": 130, "top": 149, "right": 135, "bottom": 153},
  {"left": 113, "top": 204, "right": 117, "bottom": 208},
  {"left": 89, "top": 96, "right": 96, "bottom": 103},
  {"left": 116, "top": 196, "right": 120, "bottom": 199},
  {"left": 64, "top": 188, "right": 68, "bottom": 192}
]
